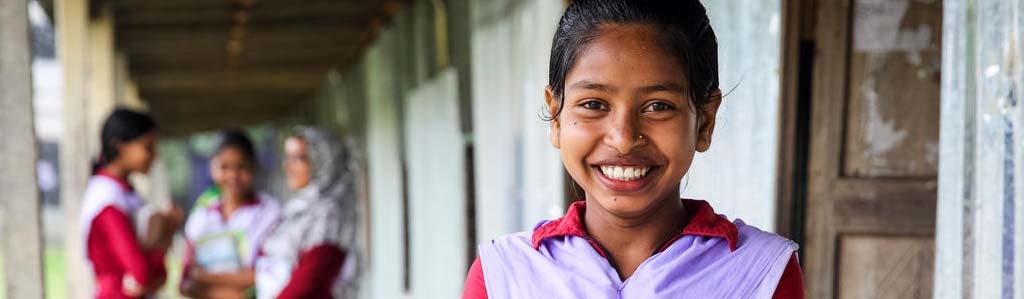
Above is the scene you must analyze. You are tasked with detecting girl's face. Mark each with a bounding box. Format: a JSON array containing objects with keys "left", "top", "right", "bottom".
[
  {"left": 210, "top": 147, "right": 254, "bottom": 200},
  {"left": 546, "top": 24, "right": 722, "bottom": 218},
  {"left": 283, "top": 136, "right": 312, "bottom": 191},
  {"left": 117, "top": 132, "right": 158, "bottom": 174}
]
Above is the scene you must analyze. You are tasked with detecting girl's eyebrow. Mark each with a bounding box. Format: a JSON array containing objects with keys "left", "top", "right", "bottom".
[
  {"left": 568, "top": 80, "right": 617, "bottom": 93},
  {"left": 638, "top": 82, "right": 688, "bottom": 95},
  {"left": 568, "top": 80, "right": 686, "bottom": 96}
]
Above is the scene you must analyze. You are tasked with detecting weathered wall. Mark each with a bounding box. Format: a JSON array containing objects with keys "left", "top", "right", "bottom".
[
  {"left": 468, "top": 0, "right": 567, "bottom": 244},
  {"left": 936, "top": 0, "right": 1024, "bottom": 298},
  {"left": 683, "top": 0, "right": 783, "bottom": 231}
]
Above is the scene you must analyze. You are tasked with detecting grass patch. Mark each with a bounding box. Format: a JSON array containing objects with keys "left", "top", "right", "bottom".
[
  {"left": 0, "top": 248, "right": 69, "bottom": 299},
  {"left": 0, "top": 245, "right": 185, "bottom": 299},
  {"left": 162, "top": 253, "right": 184, "bottom": 299},
  {"left": 43, "top": 247, "right": 66, "bottom": 299}
]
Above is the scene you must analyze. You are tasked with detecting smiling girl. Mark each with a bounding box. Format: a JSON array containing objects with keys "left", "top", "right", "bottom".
[
  {"left": 462, "top": 1, "right": 803, "bottom": 298},
  {"left": 180, "top": 130, "right": 280, "bottom": 299}
]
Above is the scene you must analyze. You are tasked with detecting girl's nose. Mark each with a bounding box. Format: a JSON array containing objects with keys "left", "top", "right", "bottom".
[{"left": 604, "top": 112, "right": 644, "bottom": 154}]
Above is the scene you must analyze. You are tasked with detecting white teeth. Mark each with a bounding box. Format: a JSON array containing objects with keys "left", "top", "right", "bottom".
[{"left": 599, "top": 165, "right": 652, "bottom": 181}]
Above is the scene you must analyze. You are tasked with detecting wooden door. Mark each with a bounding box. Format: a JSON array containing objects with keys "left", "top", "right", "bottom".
[{"left": 804, "top": 0, "right": 942, "bottom": 298}]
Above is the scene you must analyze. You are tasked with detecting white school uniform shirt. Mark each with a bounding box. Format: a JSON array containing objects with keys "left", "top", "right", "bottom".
[
  {"left": 184, "top": 193, "right": 281, "bottom": 268},
  {"left": 80, "top": 173, "right": 146, "bottom": 262}
]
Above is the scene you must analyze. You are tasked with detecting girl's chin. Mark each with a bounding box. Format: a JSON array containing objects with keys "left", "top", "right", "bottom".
[
  {"left": 221, "top": 189, "right": 247, "bottom": 197},
  {"left": 590, "top": 195, "right": 665, "bottom": 216}
]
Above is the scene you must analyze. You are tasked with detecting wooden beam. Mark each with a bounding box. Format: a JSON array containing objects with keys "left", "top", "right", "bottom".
[
  {"left": 119, "top": 35, "right": 365, "bottom": 58},
  {"left": 117, "top": 27, "right": 366, "bottom": 55},
  {"left": 137, "top": 84, "right": 323, "bottom": 98},
  {"left": 148, "top": 100, "right": 304, "bottom": 136},
  {"left": 148, "top": 96, "right": 300, "bottom": 115},
  {"left": 134, "top": 68, "right": 329, "bottom": 91},
  {"left": 116, "top": 7, "right": 375, "bottom": 28},
  {"left": 117, "top": 25, "right": 368, "bottom": 48},
  {"left": 0, "top": 0, "right": 46, "bottom": 297},
  {"left": 114, "top": 0, "right": 379, "bottom": 11},
  {"left": 124, "top": 46, "right": 359, "bottom": 70},
  {"left": 142, "top": 91, "right": 311, "bottom": 107},
  {"left": 119, "top": 40, "right": 360, "bottom": 59}
]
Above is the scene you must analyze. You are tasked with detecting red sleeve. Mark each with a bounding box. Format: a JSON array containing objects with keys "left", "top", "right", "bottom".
[
  {"left": 275, "top": 244, "right": 346, "bottom": 299},
  {"left": 462, "top": 257, "right": 488, "bottom": 299},
  {"left": 772, "top": 253, "right": 804, "bottom": 299},
  {"left": 93, "top": 206, "right": 165, "bottom": 286}
]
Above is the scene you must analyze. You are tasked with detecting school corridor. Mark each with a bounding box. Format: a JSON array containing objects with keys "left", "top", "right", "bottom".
[{"left": 0, "top": 0, "right": 1022, "bottom": 298}]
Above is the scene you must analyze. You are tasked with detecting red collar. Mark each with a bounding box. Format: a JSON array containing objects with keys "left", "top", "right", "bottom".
[
  {"left": 531, "top": 199, "right": 739, "bottom": 256},
  {"left": 95, "top": 169, "right": 133, "bottom": 192}
]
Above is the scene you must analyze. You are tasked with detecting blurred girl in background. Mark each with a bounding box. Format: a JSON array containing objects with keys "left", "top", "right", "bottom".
[
  {"left": 81, "top": 108, "right": 183, "bottom": 299},
  {"left": 256, "top": 127, "right": 359, "bottom": 299},
  {"left": 180, "top": 129, "right": 280, "bottom": 299}
]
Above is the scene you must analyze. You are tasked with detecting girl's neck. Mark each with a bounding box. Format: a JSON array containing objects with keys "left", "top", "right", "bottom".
[
  {"left": 101, "top": 164, "right": 130, "bottom": 180},
  {"left": 220, "top": 191, "right": 250, "bottom": 220},
  {"left": 583, "top": 195, "right": 686, "bottom": 279}
]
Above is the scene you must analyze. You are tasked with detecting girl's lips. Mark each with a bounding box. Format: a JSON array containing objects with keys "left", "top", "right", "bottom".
[{"left": 591, "top": 165, "right": 658, "bottom": 193}]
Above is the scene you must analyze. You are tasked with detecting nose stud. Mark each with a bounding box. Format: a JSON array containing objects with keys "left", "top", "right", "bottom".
[{"left": 637, "top": 134, "right": 645, "bottom": 140}]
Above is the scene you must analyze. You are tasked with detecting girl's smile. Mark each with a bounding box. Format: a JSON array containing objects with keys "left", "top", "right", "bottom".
[{"left": 591, "top": 157, "right": 661, "bottom": 193}]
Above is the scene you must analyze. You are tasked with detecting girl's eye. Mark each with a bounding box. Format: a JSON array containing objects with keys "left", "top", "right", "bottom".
[
  {"left": 580, "top": 100, "right": 608, "bottom": 111},
  {"left": 643, "top": 102, "right": 674, "bottom": 112}
]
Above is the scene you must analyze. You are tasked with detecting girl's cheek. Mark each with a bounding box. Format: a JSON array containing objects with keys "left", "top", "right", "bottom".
[
  {"left": 561, "top": 116, "right": 603, "bottom": 140},
  {"left": 241, "top": 172, "right": 255, "bottom": 188}
]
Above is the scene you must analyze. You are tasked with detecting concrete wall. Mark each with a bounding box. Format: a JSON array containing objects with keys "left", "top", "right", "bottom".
[
  {"left": 468, "top": 0, "right": 567, "bottom": 245},
  {"left": 683, "top": 0, "right": 783, "bottom": 231}
]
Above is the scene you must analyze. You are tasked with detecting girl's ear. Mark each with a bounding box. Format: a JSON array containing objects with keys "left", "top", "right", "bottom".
[
  {"left": 695, "top": 89, "right": 723, "bottom": 152},
  {"left": 545, "top": 85, "right": 561, "bottom": 149},
  {"left": 108, "top": 138, "right": 124, "bottom": 159}
]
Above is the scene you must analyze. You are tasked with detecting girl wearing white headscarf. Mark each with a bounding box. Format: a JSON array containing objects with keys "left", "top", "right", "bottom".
[{"left": 256, "top": 127, "right": 360, "bottom": 299}]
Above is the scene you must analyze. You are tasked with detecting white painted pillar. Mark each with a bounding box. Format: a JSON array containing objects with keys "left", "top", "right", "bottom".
[
  {"left": 88, "top": 5, "right": 117, "bottom": 155},
  {"left": 935, "top": 0, "right": 1024, "bottom": 298},
  {"left": 0, "top": 0, "right": 46, "bottom": 297},
  {"left": 56, "top": 0, "right": 94, "bottom": 297}
]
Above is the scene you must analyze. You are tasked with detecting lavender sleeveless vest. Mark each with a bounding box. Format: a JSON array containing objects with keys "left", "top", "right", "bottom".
[{"left": 479, "top": 219, "right": 797, "bottom": 299}]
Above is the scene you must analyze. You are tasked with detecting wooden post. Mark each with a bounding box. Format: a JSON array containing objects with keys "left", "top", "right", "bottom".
[
  {"left": 0, "top": 0, "right": 46, "bottom": 297},
  {"left": 56, "top": 0, "right": 93, "bottom": 297}
]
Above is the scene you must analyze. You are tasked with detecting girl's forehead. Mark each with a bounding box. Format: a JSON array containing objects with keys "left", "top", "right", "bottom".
[
  {"left": 567, "top": 25, "right": 687, "bottom": 90},
  {"left": 215, "top": 147, "right": 249, "bottom": 161},
  {"left": 594, "top": 24, "right": 662, "bottom": 46},
  {"left": 285, "top": 137, "right": 306, "bottom": 151}
]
